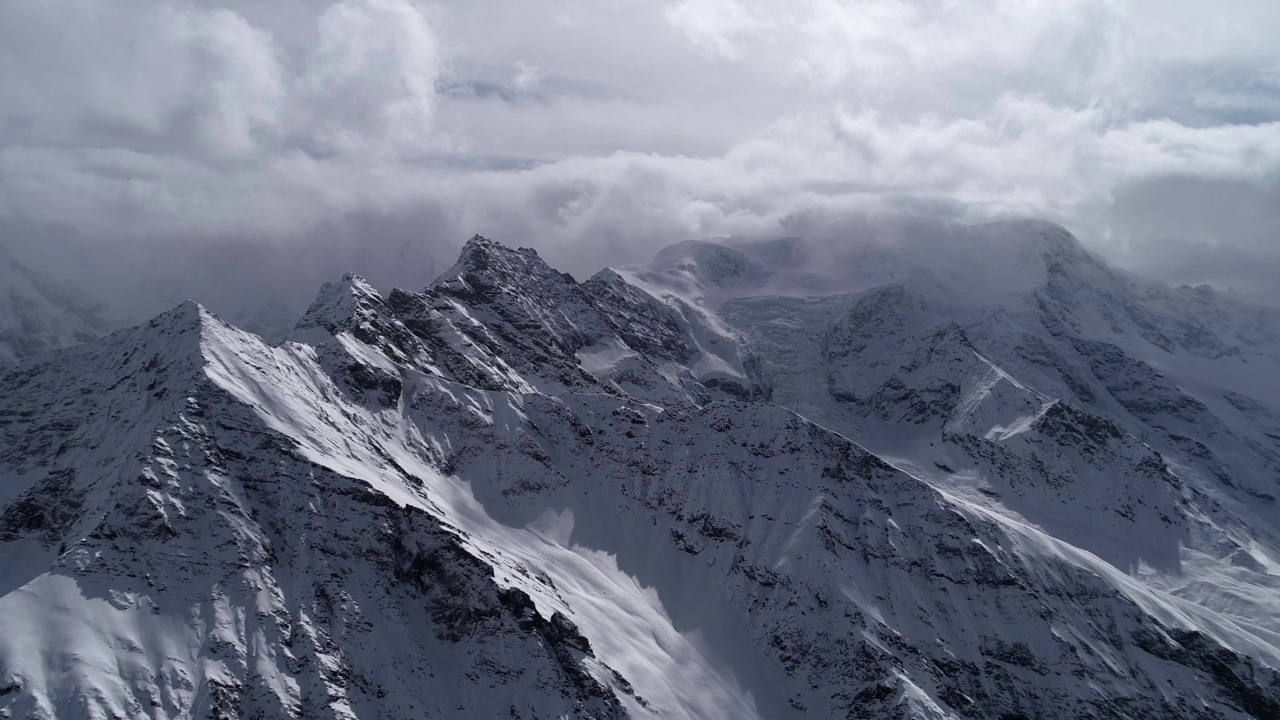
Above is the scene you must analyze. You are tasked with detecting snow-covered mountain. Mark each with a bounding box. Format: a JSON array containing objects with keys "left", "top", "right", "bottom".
[
  {"left": 3, "top": 221, "right": 1280, "bottom": 719},
  {"left": 0, "top": 245, "right": 104, "bottom": 364}
]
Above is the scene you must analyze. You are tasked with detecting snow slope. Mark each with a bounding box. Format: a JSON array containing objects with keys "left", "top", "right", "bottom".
[{"left": 2, "top": 224, "right": 1280, "bottom": 719}]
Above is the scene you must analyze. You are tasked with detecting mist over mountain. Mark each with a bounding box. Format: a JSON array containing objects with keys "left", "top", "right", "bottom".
[
  {"left": 2, "top": 219, "right": 1279, "bottom": 719},
  {"left": 0, "top": 218, "right": 453, "bottom": 351},
  {"left": 0, "top": 244, "right": 104, "bottom": 365},
  {"left": 4, "top": 0, "right": 1280, "bottom": 316}
]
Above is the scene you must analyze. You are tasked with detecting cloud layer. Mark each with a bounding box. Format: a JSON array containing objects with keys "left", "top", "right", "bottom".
[{"left": 2, "top": 0, "right": 1279, "bottom": 320}]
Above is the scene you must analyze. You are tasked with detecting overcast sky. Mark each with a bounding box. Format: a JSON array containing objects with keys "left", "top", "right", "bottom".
[{"left": 2, "top": 0, "right": 1279, "bottom": 320}]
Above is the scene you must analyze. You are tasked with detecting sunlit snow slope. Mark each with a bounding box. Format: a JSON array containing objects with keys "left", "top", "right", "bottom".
[{"left": 3, "top": 221, "right": 1280, "bottom": 719}]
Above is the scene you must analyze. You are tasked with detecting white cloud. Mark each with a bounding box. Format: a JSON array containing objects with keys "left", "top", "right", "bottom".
[
  {"left": 664, "top": 0, "right": 763, "bottom": 61},
  {"left": 2, "top": 0, "right": 1280, "bottom": 313},
  {"left": 175, "top": 8, "right": 287, "bottom": 158},
  {"left": 513, "top": 62, "right": 543, "bottom": 92},
  {"left": 299, "top": 0, "right": 441, "bottom": 155},
  {"left": 0, "top": 2, "right": 286, "bottom": 157}
]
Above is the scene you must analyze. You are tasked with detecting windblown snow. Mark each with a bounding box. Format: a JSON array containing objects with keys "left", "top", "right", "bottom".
[{"left": 2, "top": 220, "right": 1280, "bottom": 719}]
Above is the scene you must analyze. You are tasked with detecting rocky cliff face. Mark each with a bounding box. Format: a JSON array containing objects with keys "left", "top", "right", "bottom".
[{"left": 3, "top": 222, "right": 1280, "bottom": 719}]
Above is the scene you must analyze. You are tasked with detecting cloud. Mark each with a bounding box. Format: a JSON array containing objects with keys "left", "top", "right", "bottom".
[
  {"left": 1106, "top": 174, "right": 1280, "bottom": 306},
  {"left": 298, "top": 0, "right": 441, "bottom": 155},
  {"left": 2, "top": 0, "right": 1280, "bottom": 329},
  {"left": 513, "top": 62, "right": 543, "bottom": 92},
  {"left": 0, "top": 2, "right": 286, "bottom": 158},
  {"left": 0, "top": 0, "right": 440, "bottom": 160},
  {"left": 664, "top": 0, "right": 763, "bottom": 61}
]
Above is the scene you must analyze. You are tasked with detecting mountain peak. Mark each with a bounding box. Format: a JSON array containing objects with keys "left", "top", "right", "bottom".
[
  {"left": 649, "top": 240, "right": 758, "bottom": 285},
  {"left": 291, "top": 273, "right": 385, "bottom": 340},
  {"left": 432, "top": 234, "right": 575, "bottom": 302},
  {"left": 1023, "top": 220, "right": 1092, "bottom": 266},
  {"left": 586, "top": 266, "right": 631, "bottom": 288},
  {"left": 145, "top": 299, "right": 209, "bottom": 334},
  {"left": 458, "top": 234, "right": 543, "bottom": 265}
]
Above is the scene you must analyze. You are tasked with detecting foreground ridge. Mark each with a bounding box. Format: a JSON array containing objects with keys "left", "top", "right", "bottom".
[{"left": 3, "top": 221, "right": 1280, "bottom": 719}]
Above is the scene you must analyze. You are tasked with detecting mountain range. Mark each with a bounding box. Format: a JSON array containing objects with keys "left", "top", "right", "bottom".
[{"left": 2, "top": 219, "right": 1279, "bottom": 719}]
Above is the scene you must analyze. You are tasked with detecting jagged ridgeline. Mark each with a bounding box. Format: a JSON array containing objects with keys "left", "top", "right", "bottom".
[{"left": 2, "top": 221, "right": 1280, "bottom": 719}]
